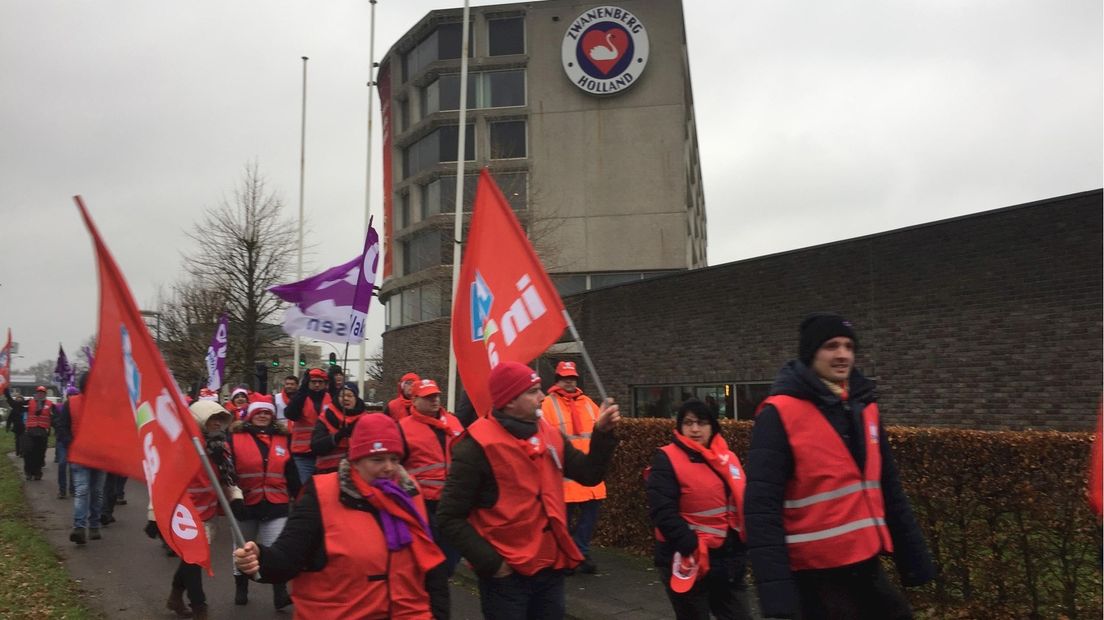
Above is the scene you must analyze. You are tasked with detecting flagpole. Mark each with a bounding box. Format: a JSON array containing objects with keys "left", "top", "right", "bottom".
[
  {"left": 360, "top": 0, "right": 378, "bottom": 397},
  {"left": 446, "top": 0, "right": 472, "bottom": 413},
  {"left": 191, "top": 436, "right": 249, "bottom": 551},
  {"left": 561, "top": 309, "right": 608, "bottom": 402},
  {"left": 294, "top": 56, "right": 309, "bottom": 377}
]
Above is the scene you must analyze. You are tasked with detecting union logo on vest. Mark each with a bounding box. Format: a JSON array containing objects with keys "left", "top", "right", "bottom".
[{"left": 561, "top": 6, "right": 650, "bottom": 96}]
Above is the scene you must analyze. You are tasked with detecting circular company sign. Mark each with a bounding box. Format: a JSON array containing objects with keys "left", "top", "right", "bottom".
[{"left": 561, "top": 6, "right": 649, "bottom": 96}]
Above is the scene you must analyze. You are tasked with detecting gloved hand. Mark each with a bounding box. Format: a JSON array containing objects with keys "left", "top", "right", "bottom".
[
  {"left": 230, "top": 498, "right": 246, "bottom": 521},
  {"left": 335, "top": 422, "right": 355, "bottom": 441},
  {"left": 144, "top": 520, "right": 160, "bottom": 539}
]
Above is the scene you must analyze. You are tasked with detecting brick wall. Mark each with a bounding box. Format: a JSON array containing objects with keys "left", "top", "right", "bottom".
[{"left": 383, "top": 190, "right": 1103, "bottom": 430}]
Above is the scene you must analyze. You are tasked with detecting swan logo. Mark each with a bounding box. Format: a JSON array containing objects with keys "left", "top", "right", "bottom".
[{"left": 561, "top": 6, "right": 649, "bottom": 96}]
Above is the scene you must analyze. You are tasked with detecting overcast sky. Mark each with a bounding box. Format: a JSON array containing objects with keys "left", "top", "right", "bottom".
[{"left": 1, "top": 0, "right": 1100, "bottom": 370}]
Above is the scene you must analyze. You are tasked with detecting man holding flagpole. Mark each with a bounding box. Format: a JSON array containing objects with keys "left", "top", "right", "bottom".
[{"left": 440, "top": 170, "right": 622, "bottom": 618}]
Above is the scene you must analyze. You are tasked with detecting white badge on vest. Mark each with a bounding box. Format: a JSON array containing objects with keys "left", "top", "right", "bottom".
[{"left": 275, "top": 445, "right": 286, "bottom": 457}]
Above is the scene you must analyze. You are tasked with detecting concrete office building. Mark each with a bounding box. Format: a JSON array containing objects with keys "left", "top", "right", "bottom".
[{"left": 377, "top": 0, "right": 706, "bottom": 332}]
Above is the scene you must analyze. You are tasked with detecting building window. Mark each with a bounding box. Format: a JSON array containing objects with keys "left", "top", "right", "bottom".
[
  {"left": 402, "top": 22, "right": 473, "bottom": 83},
  {"left": 591, "top": 272, "right": 641, "bottom": 289},
  {"left": 401, "top": 229, "right": 443, "bottom": 275},
  {"left": 387, "top": 293, "right": 401, "bottom": 328},
  {"left": 552, "top": 274, "right": 588, "bottom": 297},
  {"left": 423, "top": 70, "right": 525, "bottom": 116},
  {"left": 402, "top": 124, "right": 475, "bottom": 178},
  {"left": 488, "top": 17, "right": 524, "bottom": 56},
  {"left": 398, "top": 192, "right": 410, "bottom": 229},
  {"left": 631, "top": 382, "right": 770, "bottom": 421},
  {"left": 420, "top": 285, "right": 442, "bottom": 321},
  {"left": 490, "top": 120, "right": 526, "bottom": 159}
]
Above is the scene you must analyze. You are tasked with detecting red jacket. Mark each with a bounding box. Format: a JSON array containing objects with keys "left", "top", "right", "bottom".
[
  {"left": 291, "top": 472, "right": 432, "bottom": 619},
  {"left": 399, "top": 409, "right": 463, "bottom": 501},
  {"left": 290, "top": 393, "right": 334, "bottom": 455},
  {"left": 231, "top": 432, "right": 291, "bottom": 506},
  {"left": 467, "top": 417, "right": 584, "bottom": 576},
  {"left": 657, "top": 433, "right": 746, "bottom": 549},
  {"left": 765, "top": 394, "right": 893, "bottom": 570},
  {"left": 25, "top": 399, "right": 55, "bottom": 430}
]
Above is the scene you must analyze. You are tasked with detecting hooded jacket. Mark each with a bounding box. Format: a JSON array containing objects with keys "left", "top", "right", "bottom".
[
  {"left": 744, "top": 360, "right": 935, "bottom": 618},
  {"left": 387, "top": 373, "right": 419, "bottom": 421}
]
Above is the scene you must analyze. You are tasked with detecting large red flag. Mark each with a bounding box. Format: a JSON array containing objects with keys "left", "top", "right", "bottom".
[
  {"left": 0, "top": 329, "right": 11, "bottom": 393},
  {"left": 452, "top": 169, "right": 566, "bottom": 416},
  {"left": 69, "top": 196, "right": 211, "bottom": 571}
]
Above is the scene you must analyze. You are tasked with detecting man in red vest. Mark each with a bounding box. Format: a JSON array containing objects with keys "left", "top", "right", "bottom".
[
  {"left": 387, "top": 372, "right": 419, "bottom": 421},
  {"left": 23, "top": 386, "right": 56, "bottom": 480},
  {"left": 284, "top": 368, "right": 334, "bottom": 482},
  {"left": 745, "top": 313, "right": 935, "bottom": 619},
  {"left": 399, "top": 378, "right": 464, "bottom": 619},
  {"left": 438, "top": 361, "right": 621, "bottom": 619},
  {"left": 540, "top": 361, "right": 606, "bottom": 575}
]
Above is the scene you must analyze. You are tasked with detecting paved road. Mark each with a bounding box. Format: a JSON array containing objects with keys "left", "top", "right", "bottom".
[{"left": 13, "top": 448, "right": 484, "bottom": 619}]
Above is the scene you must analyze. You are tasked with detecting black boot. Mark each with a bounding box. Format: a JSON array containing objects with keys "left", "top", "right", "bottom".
[
  {"left": 234, "top": 574, "right": 249, "bottom": 605},
  {"left": 166, "top": 586, "right": 192, "bottom": 617},
  {"left": 273, "top": 583, "right": 291, "bottom": 610}
]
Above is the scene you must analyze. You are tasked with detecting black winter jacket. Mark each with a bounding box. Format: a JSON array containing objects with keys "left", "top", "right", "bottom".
[{"left": 745, "top": 360, "right": 935, "bottom": 619}]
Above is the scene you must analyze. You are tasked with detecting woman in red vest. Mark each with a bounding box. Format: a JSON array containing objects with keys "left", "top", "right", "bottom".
[
  {"left": 228, "top": 396, "right": 300, "bottom": 609},
  {"left": 311, "top": 383, "right": 369, "bottom": 473},
  {"left": 225, "top": 386, "right": 252, "bottom": 420},
  {"left": 647, "top": 399, "right": 753, "bottom": 620},
  {"left": 233, "top": 414, "right": 444, "bottom": 619}
]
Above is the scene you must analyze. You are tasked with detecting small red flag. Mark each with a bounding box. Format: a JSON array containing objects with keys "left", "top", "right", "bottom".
[
  {"left": 69, "top": 196, "right": 212, "bottom": 571},
  {"left": 451, "top": 169, "right": 566, "bottom": 416},
  {"left": 0, "top": 329, "right": 11, "bottom": 393},
  {"left": 1090, "top": 404, "right": 1102, "bottom": 516}
]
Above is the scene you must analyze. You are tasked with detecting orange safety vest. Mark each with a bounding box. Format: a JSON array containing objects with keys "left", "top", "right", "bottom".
[
  {"left": 292, "top": 473, "right": 432, "bottom": 619},
  {"left": 399, "top": 409, "right": 463, "bottom": 501},
  {"left": 290, "top": 393, "right": 333, "bottom": 455},
  {"left": 25, "top": 400, "right": 55, "bottom": 430},
  {"left": 315, "top": 410, "right": 366, "bottom": 473},
  {"left": 187, "top": 471, "right": 219, "bottom": 522},
  {"left": 765, "top": 394, "right": 893, "bottom": 571},
  {"left": 231, "top": 432, "right": 291, "bottom": 506},
  {"left": 467, "top": 417, "right": 584, "bottom": 576},
  {"left": 541, "top": 389, "right": 607, "bottom": 502},
  {"left": 656, "top": 440, "right": 745, "bottom": 548}
]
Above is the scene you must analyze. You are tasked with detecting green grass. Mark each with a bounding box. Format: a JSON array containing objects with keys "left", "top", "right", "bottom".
[{"left": 0, "top": 432, "right": 103, "bottom": 619}]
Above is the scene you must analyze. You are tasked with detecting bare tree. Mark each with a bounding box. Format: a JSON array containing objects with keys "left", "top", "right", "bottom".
[
  {"left": 155, "top": 277, "right": 229, "bottom": 392},
  {"left": 184, "top": 162, "right": 295, "bottom": 386}
]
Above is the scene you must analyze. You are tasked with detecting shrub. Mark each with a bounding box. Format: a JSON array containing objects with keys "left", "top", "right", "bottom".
[{"left": 593, "top": 419, "right": 1101, "bottom": 619}]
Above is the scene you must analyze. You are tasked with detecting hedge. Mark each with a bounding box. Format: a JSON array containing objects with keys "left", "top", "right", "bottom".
[{"left": 592, "top": 419, "right": 1101, "bottom": 619}]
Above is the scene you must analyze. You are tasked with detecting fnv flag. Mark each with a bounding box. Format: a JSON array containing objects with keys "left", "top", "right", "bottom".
[
  {"left": 452, "top": 169, "right": 566, "bottom": 416},
  {"left": 269, "top": 221, "right": 379, "bottom": 344},
  {"left": 69, "top": 196, "right": 211, "bottom": 571},
  {"left": 204, "top": 313, "right": 228, "bottom": 391},
  {"left": 0, "top": 329, "right": 11, "bottom": 393}
]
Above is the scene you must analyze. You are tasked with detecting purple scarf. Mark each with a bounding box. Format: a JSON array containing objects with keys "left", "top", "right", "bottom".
[{"left": 370, "top": 478, "right": 432, "bottom": 551}]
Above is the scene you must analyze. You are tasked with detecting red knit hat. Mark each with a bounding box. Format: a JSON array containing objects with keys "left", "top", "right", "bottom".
[
  {"left": 489, "top": 361, "right": 541, "bottom": 409},
  {"left": 348, "top": 414, "right": 403, "bottom": 460}
]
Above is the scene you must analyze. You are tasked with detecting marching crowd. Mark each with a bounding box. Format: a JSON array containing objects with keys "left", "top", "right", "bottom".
[{"left": 6, "top": 313, "right": 936, "bottom": 620}]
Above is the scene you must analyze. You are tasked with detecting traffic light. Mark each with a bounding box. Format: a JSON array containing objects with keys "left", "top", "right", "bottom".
[
  {"left": 298, "top": 354, "right": 306, "bottom": 367},
  {"left": 328, "top": 352, "right": 337, "bottom": 366},
  {"left": 271, "top": 355, "right": 279, "bottom": 367}
]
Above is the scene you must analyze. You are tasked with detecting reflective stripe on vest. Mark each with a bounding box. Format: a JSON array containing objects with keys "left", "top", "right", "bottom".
[
  {"left": 549, "top": 398, "right": 595, "bottom": 441},
  {"left": 767, "top": 394, "right": 893, "bottom": 571},
  {"left": 406, "top": 463, "right": 446, "bottom": 475},
  {"left": 399, "top": 411, "right": 462, "bottom": 502},
  {"left": 783, "top": 481, "right": 882, "bottom": 509},
  {"left": 543, "top": 394, "right": 606, "bottom": 502},
  {"left": 25, "top": 401, "right": 53, "bottom": 430},
  {"left": 785, "top": 517, "right": 888, "bottom": 544},
  {"left": 656, "top": 442, "right": 745, "bottom": 547},
  {"left": 290, "top": 393, "right": 333, "bottom": 454}
]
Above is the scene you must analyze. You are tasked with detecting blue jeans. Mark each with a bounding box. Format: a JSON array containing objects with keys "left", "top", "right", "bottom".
[
  {"left": 478, "top": 568, "right": 566, "bottom": 620},
  {"left": 568, "top": 499, "right": 602, "bottom": 557},
  {"left": 55, "top": 441, "right": 71, "bottom": 495},
  {"left": 71, "top": 464, "right": 106, "bottom": 529},
  {"left": 293, "top": 454, "right": 316, "bottom": 484}
]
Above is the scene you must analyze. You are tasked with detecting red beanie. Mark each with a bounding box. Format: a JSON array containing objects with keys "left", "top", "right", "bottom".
[
  {"left": 347, "top": 414, "right": 403, "bottom": 461},
  {"left": 489, "top": 362, "right": 541, "bottom": 410}
]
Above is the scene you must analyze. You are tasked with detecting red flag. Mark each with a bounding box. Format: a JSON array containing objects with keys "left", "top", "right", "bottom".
[
  {"left": 451, "top": 169, "right": 566, "bottom": 416},
  {"left": 69, "top": 196, "right": 211, "bottom": 571},
  {"left": 0, "top": 329, "right": 11, "bottom": 393},
  {"left": 1090, "top": 404, "right": 1102, "bottom": 516}
]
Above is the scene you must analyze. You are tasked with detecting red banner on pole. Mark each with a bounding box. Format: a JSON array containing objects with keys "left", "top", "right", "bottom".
[
  {"left": 451, "top": 169, "right": 566, "bottom": 416},
  {"left": 0, "top": 329, "right": 11, "bottom": 393},
  {"left": 69, "top": 196, "right": 211, "bottom": 571}
]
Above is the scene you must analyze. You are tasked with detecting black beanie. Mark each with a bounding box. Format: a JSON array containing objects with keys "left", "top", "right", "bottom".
[{"left": 799, "top": 313, "right": 857, "bottom": 365}]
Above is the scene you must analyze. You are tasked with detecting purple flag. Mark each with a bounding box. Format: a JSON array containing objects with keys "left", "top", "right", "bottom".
[
  {"left": 54, "top": 344, "right": 74, "bottom": 390},
  {"left": 269, "top": 222, "right": 379, "bottom": 344},
  {"left": 204, "top": 312, "right": 229, "bottom": 391}
]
